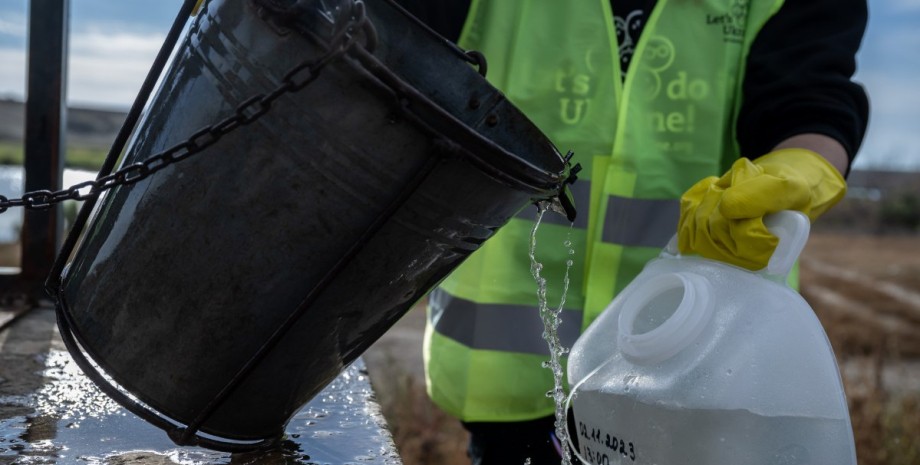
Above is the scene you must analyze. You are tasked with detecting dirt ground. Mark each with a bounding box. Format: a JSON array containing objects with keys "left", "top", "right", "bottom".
[{"left": 364, "top": 230, "right": 920, "bottom": 465}]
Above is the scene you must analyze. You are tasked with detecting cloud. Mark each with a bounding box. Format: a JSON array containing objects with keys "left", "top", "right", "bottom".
[
  {"left": 890, "top": 0, "right": 920, "bottom": 13},
  {"left": 852, "top": 67, "right": 920, "bottom": 171},
  {"left": 71, "top": 29, "right": 164, "bottom": 56},
  {"left": 0, "top": 48, "right": 26, "bottom": 99},
  {"left": 67, "top": 29, "right": 166, "bottom": 108},
  {"left": 854, "top": 104, "right": 920, "bottom": 171},
  {"left": 865, "top": 27, "right": 920, "bottom": 63},
  {"left": 856, "top": 71, "right": 920, "bottom": 118},
  {"left": 852, "top": 2, "right": 920, "bottom": 171},
  {"left": 855, "top": 134, "right": 920, "bottom": 171},
  {"left": 0, "top": 14, "right": 26, "bottom": 38},
  {"left": 0, "top": 28, "right": 166, "bottom": 108}
]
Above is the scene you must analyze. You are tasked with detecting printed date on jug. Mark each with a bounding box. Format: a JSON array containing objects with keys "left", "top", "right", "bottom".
[{"left": 578, "top": 421, "right": 637, "bottom": 462}]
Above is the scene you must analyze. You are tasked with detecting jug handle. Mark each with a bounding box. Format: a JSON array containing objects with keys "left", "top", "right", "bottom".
[
  {"left": 662, "top": 210, "right": 810, "bottom": 277},
  {"left": 764, "top": 210, "right": 810, "bottom": 276}
]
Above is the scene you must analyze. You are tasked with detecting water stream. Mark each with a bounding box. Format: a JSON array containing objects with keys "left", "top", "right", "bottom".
[{"left": 528, "top": 204, "right": 575, "bottom": 465}]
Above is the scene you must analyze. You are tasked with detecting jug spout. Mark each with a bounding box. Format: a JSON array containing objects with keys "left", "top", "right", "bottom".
[{"left": 616, "top": 272, "right": 713, "bottom": 364}]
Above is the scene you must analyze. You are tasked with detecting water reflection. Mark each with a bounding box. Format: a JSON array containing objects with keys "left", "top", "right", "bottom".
[{"left": 0, "top": 350, "right": 399, "bottom": 464}]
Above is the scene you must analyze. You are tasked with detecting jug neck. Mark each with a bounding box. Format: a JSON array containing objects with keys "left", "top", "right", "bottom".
[{"left": 617, "top": 271, "right": 714, "bottom": 364}]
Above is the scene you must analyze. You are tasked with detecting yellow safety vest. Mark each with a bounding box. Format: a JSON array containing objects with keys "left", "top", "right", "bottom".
[{"left": 425, "top": 0, "right": 784, "bottom": 421}]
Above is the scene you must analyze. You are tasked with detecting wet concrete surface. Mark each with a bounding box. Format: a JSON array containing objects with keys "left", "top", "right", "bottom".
[{"left": 0, "top": 306, "right": 401, "bottom": 465}]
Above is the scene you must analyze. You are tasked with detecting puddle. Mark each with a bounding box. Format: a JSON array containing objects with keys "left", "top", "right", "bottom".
[{"left": 0, "top": 350, "right": 399, "bottom": 464}]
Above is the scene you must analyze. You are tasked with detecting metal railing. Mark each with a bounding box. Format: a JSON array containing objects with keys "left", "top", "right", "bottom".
[{"left": 0, "top": 0, "right": 69, "bottom": 312}]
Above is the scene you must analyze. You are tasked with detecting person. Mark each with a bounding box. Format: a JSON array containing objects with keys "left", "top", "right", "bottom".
[{"left": 394, "top": 1, "right": 869, "bottom": 464}]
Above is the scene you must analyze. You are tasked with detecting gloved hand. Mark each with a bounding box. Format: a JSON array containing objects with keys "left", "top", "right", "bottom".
[{"left": 678, "top": 148, "right": 846, "bottom": 270}]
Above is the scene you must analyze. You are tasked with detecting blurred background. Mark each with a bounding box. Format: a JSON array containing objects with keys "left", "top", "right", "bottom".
[{"left": 1, "top": 1, "right": 918, "bottom": 464}]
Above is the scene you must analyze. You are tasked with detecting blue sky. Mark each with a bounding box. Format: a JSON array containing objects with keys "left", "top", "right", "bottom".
[
  {"left": 851, "top": 0, "right": 920, "bottom": 171},
  {"left": 0, "top": 0, "right": 185, "bottom": 109},
  {"left": 0, "top": 1, "right": 918, "bottom": 171}
]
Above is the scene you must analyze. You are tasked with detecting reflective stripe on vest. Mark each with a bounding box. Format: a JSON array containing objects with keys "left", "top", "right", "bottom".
[
  {"left": 517, "top": 181, "right": 679, "bottom": 249},
  {"left": 602, "top": 196, "right": 680, "bottom": 247},
  {"left": 428, "top": 288, "right": 583, "bottom": 355},
  {"left": 425, "top": 0, "right": 784, "bottom": 422}
]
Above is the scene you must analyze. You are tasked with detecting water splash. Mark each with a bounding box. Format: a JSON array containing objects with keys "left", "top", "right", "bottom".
[
  {"left": 0, "top": 348, "right": 398, "bottom": 464},
  {"left": 529, "top": 204, "right": 575, "bottom": 465}
]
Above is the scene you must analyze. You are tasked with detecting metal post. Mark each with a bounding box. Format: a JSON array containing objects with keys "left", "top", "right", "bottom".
[{"left": 19, "top": 0, "right": 70, "bottom": 300}]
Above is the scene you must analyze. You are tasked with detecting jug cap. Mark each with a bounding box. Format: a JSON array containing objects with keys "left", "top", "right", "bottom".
[{"left": 617, "top": 271, "right": 713, "bottom": 364}]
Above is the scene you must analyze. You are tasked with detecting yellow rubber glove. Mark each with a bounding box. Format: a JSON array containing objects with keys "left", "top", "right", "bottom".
[{"left": 678, "top": 148, "right": 847, "bottom": 270}]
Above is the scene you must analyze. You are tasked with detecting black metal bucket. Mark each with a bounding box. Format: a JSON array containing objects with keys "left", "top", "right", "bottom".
[{"left": 49, "top": 0, "right": 577, "bottom": 451}]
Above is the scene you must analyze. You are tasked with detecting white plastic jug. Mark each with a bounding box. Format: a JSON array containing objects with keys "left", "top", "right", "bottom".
[{"left": 567, "top": 211, "right": 856, "bottom": 465}]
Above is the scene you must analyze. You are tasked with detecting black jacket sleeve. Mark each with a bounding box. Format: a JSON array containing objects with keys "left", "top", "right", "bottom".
[{"left": 737, "top": 0, "right": 870, "bottom": 166}]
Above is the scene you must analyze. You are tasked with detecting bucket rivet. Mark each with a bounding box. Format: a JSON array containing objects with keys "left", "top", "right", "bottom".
[
  {"left": 486, "top": 114, "right": 499, "bottom": 127},
  {"left": 468, "top": 97, "right": 481, "bottom": 110}
]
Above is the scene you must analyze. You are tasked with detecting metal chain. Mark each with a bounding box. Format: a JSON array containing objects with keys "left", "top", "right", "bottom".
[{"left": 0, "top": 2, "right": 370, "bottom": 215}]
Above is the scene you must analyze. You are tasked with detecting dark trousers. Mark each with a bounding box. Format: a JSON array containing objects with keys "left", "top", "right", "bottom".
[{"left": 462, "top": 415, "right": 582, "bottom": 465}]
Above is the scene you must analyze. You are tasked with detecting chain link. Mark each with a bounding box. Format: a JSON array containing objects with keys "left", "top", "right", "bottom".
[{"left": 0, "top": 2, "right": 369, "bottom": 215}]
